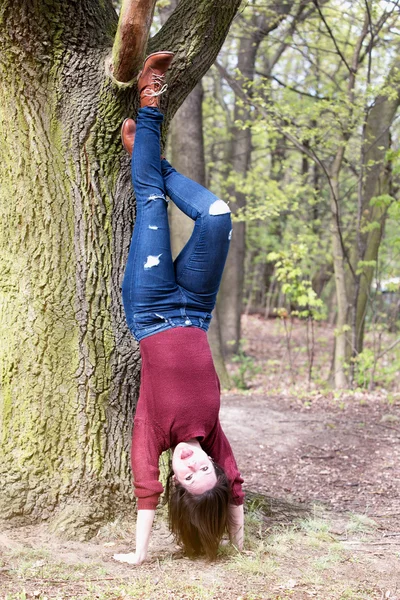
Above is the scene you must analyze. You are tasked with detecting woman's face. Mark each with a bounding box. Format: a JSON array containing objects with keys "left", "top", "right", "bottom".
[{"left": 172, "top": 441, "right": 217, "bottom": 494}]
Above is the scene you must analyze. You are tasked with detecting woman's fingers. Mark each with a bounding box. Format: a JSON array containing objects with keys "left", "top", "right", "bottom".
[{"left": 113, "top": 552, "right": 143, "bottom": 565}]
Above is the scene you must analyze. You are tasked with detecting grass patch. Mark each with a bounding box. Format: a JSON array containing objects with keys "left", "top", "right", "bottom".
[
  {"left": 230, "top": 544, "right": 279, "bottom": 577},
  {"left": 345, "top": 513, "right": 378, "bottom": 535}
]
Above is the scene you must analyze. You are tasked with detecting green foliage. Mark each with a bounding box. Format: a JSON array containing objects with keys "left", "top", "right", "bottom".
[
  {"left": 386, "top": 148, "right": 400, "bottom": 175},
  {"left": 352, "top": 348, "right": 375, "bottom": 388},
  {"left": 356, "top": 260, "right": 377, "bottom": 276},
  {"left": 228, "top": 168, "right": 290, "bottom": 222},
  {"left": 369, "top": 194, "right": 395, "bottom": 208},
  {"left": 268, "top": 244, "right": 326, "bottom": 320},
  {"left": 231, "top": 340, "right": 260, "bottom": 390}
]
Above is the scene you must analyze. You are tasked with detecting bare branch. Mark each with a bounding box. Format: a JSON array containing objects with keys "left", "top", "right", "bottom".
[
  {"left": 360, "top": 0, "right": 400, "bottom": 63},
  {"left": 214, "top": 61, "right": 329, "bottom": 178},
  {"left": 364, "top": 0, "right": 373, "bottom": 86},
  {"left": 256, "top": 70, "right": 330, "bottom": 100},
  {"left": 312, "top": 0, "right": 353, "bottom": 74},
  {"left": 268, "top": 0, "right": 330, "bottom": 73},
  {"left": 111, "top": 0, "right": 157, "bottom": 83},
  {"left": 377, "top": 337, "right": 400, "bottom": 360}
]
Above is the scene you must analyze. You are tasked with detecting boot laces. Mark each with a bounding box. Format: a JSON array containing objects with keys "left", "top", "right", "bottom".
[{"left": 142, "top": 73, "right": 168, "bottom": 97}]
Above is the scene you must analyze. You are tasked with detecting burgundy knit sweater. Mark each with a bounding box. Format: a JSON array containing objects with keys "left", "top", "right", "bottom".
[{"left": 131, "top": 327, "right": 244, "bottom": 510}]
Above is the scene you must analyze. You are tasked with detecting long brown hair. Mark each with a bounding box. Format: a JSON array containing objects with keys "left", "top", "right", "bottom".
[{"left": 166, "top": 462, "right": 231, "bottom": 560}]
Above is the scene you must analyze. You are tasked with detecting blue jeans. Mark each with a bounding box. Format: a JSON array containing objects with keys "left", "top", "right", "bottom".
[{"left": 122, "top": 107, "right": 232, "bottom": 342}]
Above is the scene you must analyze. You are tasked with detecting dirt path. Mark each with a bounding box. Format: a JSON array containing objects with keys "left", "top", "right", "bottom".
[{"left": 221, "top": 391, "right": 400, "bottom": 531}]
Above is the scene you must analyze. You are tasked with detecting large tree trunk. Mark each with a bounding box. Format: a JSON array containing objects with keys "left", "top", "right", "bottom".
[
  {"left": 353, "top": 79, "right": 400, "bottom": 354},
  {"left": 0, "top": 0, "right": 241, "bottom": 537}
]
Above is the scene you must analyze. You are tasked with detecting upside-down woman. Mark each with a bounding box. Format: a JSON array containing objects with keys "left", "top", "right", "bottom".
[{"left": 114, "top": 52, "right": 244, "bottom": 565}]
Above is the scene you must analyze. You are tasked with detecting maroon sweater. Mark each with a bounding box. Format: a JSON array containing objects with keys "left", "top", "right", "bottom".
[{"left": 131, "top": 327, "right": 244, "bottom": 510}]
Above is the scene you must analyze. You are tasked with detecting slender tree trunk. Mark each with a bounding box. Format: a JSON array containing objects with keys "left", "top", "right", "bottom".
[
  {"left": 329, "top": 155, "right": 350, "bottom": 389},
  {"left": 218, "top": 32, "right": 259, "bottom": 356},
  {"left": 328, "top": 18, "right": 369, "bottom": 388},
  {"left": 217, "top": 0, "right": 312, "bottom": 355},
  {"left": 0, "top": 0, "right": 241, "bottom": 535}
]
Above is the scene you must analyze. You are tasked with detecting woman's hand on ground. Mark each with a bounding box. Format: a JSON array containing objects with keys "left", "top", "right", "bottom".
[
  {"left": 113, "top": 551, "right": 146, "bottom": 565},
  {"left": 113, "top": 510, "right": 155, "bottom": 566}
]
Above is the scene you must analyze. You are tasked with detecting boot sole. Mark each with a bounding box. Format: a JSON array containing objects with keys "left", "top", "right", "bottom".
[{"left": 121, "top": 118, "right": 135, "bottom": 155}]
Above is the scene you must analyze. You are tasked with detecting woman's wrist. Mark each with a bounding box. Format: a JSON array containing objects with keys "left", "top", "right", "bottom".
[
  {"left": 135, "top": 509, "right": 156, "bottom": 558},
  {"left": 228, "top": 504, "right": 244, "bottom": 550}
]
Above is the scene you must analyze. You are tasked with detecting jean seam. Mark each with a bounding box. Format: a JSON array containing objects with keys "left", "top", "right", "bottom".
[
  {"left": 178, "top": 286, "right": 187, "bottom": 309},
  {"left": 127, "top": 213, "right": 144, "bottom": 306},
  {"left": 175, "top": 217, "right": 205, "bottom": 286},
  {"left": 133, "top": 322, "right": 209, "bottom": 342},
  {"left": 163, "top": 181, "right": 201, "bottom": 222},
  {"left": 168, "top": 186, "right": 204, "bottom": 285}
]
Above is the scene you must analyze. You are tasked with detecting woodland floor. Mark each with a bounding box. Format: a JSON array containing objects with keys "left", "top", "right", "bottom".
[{"left": 1, "top": 316, "right": 400, "bottom": 600}]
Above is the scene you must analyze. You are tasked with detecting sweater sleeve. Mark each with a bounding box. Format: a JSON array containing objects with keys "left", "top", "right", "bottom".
[
  {"left": 131, "top": 418, "right": 164, "bottom": 510},
  {"left": 205, "top": 420, "right": 244, "bottom": 506}
]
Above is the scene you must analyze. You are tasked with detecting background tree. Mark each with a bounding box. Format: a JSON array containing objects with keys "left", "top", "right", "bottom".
[{"left": 0, "top": 0, "right": 242, "bottom": 536}]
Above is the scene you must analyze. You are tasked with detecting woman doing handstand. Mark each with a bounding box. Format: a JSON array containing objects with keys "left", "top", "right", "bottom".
[{"left": 114, "top": 52, "right": 244, "bottom": 565}]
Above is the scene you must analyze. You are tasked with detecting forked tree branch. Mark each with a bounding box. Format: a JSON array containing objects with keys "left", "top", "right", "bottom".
[
  {"left": 110, "top": 0, "right": 242, "bottom": 112},
  {"left": 111, "top": 0, "right": 157, "bottom": 83}
]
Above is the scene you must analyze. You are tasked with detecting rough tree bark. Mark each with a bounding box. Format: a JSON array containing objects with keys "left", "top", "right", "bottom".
[{"left": 0, "top": 0, "right": 241, "bottom": 538}]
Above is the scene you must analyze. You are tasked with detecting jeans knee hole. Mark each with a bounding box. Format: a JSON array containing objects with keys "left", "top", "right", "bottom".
[{"left": 209, "top": 199, "right": 231, "bottom": 215}]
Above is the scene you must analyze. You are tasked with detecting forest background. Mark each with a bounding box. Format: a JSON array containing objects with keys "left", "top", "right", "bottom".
[
  {"left": 0, "top": 0, "right": 400, "bottom": 598},
  {"left": 185, "top": 0, "right": 400, "bottom": 393}
]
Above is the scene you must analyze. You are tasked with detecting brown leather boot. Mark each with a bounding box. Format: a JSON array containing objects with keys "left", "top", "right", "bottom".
[
  {"left": 138, "top": 51, "right": 174, "bottom": 108},
  {"left": 121, "top": 118, "right": 136, "bottom": 156}
]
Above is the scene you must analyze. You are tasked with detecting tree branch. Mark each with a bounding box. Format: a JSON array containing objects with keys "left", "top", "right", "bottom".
[
  {"left": 256, "top": 70, "right": 330, "bottom": 100},
  {"left": 267, "top": 0, "right": 330, "bottom": 73},
  {"left": 377, "top": 336, "right": 400, "bottom": 360},
  {"left": 312, "top": 0, "right": 353, "bottom": 74},
  {"left": 215, "top": 62, "right": 323, "bottom": 172},
  {"left": 111, "top": 0, "right": 157, "bottom": 83},
  {"left": 359, "top": 0, "right": 400, "bottom": 64}
]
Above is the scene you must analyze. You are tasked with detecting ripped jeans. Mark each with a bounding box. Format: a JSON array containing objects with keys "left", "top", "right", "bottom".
[{"left": 122, "top": 107, "right": 232, "bottom": 342}]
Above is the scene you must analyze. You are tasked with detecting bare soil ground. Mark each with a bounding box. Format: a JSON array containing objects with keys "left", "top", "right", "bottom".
[{"left": 1, "top": 316, "right": 400, "bottom": 600}]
